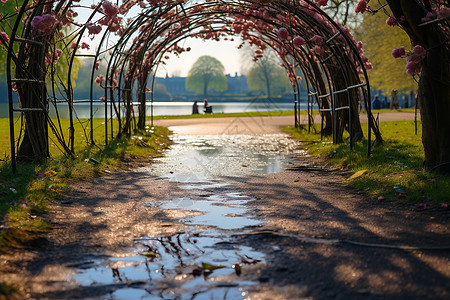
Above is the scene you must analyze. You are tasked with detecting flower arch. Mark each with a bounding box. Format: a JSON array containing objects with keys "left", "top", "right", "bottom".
[{"left": 3, "top": 0, "right": 381, "bottom": 172}]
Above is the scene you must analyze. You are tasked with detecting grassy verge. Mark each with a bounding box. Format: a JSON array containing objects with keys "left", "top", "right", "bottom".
[
  {"left": 0, "top": 121, "right": 171, "bottom": 253},
  {"left": 151, "top": 110, "right": 296, "bottom": 120},
  {"left": 150, "top": 108, "right": 416, "bottom": 121},
  {"left": 283, "top": 120, "right": 449, "bottom": 205}
]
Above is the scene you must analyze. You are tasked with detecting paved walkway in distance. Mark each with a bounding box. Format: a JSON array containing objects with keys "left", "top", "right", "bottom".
[{"left": 154, "top": 112, "right": 417, "bottom": 135}]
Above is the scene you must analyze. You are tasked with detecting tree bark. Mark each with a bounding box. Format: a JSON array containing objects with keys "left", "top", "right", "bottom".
[
  {"left": 137, "top": 72, "right": 149, "bottom": 130},
  {"left": 310, "top": 62, "right": 333, "bottom": 135},
  {"left": 16, "top": 35, "right": 49, "bottom": 162},
  {"left": 388, "top": 0, "right": 450, "bottom": 171}
]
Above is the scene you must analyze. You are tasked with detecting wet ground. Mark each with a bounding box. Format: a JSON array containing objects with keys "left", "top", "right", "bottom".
[
  {"left": 2, "top": 115, "right": 449, "bottom": 300},
  {"left": 65, "top": 134, "right": 304, "bottom": 299}
]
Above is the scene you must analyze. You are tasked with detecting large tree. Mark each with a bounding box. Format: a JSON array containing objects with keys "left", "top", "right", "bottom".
[
  {"left": 185, "top": 55, "right": 227, "bottom": 98},
  {"left": 245, "top": 49, "right": 291, "bottom": 98},
  {"left": 365, "top": 0, "right": 449, "bottom": 171}
]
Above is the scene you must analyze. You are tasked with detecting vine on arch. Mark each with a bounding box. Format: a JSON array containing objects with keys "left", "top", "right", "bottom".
[{"left": 2, "top": 0, "right": 381, "bottom": 170}]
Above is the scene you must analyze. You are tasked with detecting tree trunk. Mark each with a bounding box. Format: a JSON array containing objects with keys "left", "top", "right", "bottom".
[
  {"left": 388, "top": 0, "right": 450, "bottom": 172},
  {"left": 310, "top": 62, "right": 332, "bottom": 135},
  {"left": 419, "top": 42, "right": 450, "bottom": 171},
  {"left": 137, "top": 72, "right": 148, "bottom": 130},
  {"left": 16, "top": 36, "right": 49, "bottom": 162}
]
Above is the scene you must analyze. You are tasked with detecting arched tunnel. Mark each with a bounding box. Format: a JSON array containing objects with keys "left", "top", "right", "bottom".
[{"left": 5, "top": 0, "right": 382, "bottom": 171}]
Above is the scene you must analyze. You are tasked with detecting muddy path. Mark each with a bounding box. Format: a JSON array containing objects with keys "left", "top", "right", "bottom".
[{"left": 2, "top": 116, "right": 449, "bottom": 300}]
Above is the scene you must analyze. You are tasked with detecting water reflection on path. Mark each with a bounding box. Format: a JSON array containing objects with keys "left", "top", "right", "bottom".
[
  {"left": 70, "top": 134, "right": 302, "bottom": 299},
  {"left": 147, "top": 134, "right": 302, "bottom": 179}
]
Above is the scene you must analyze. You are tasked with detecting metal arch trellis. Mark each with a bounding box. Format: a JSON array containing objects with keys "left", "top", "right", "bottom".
[{"left": 5, "top": 0, "right": 381, "bottom": 174}]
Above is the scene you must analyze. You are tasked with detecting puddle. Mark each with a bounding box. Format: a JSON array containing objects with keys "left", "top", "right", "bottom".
[
  {"left": 68, "top": 134, "right": 301, "bottom": 299},
  {"left": 143, "top": 134, "right": 302, "bottom": 180},
  {"left": 160, "top": 193, "right": 262, "bottom": 230},
  {"left": 72, "top": 231, "right": 262, "bottom": 299}
]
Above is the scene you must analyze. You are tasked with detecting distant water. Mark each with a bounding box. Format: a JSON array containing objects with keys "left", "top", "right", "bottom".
[{"left": 0, "top": 101, "right": 312, "bottom": 119}]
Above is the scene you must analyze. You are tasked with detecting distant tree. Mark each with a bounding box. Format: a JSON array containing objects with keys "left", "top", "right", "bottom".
[
  {"left": 186, "top": 55, "right": 227, "bottom": 98},
  {"left": 154, "top": 83, "right": 170, "bottom": 100},
  {"left": 324, "top": 0, "right": 360, "bottom": 26},
  {"left": 244, "top": 49, "right": 291, "bottom": 98},
  {"left": 356, "top": 9, "right": 417, "bottom": 93},
  {"left": 0, "top": 1, "right": 18, "bottom": 76}
]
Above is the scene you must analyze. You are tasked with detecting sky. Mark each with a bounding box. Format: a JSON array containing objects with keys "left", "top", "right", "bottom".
[
  {"left": 155, "top": 38, "right": 243, "bottom": 77},
  {"left": 75, "top": 1, "right": 245, "bottom": 78}
]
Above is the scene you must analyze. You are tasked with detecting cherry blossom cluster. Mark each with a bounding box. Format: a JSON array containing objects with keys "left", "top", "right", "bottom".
[
  {"left": 392, "top": 45, "right": 427, "bottom": 76},
  {"left": 0, "top": 0, "right": 375, "bottom": 102},
  {"left": 421, "top": 8, "right": 450, "bottom": 23}
]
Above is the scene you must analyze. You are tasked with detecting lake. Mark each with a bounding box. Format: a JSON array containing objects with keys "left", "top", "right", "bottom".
[{"left": 0, "top": 101, "right": 312, "bottom": 119}]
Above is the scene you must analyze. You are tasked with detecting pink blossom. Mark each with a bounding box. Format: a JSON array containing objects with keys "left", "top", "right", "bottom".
[
  {"left": 293, "top": 36, "right": 305, "bottom": 47},
  {"left": 386, "top": 14, "right": 398, "bottom": 26},
  {"left": 277, "top": 27, "right": 289, "bottom": 41},
  {"left": 102, "top": 1, "right": 119, "bottom": 18},
  {"left": 421, "top": 11, "right": 435, "bottom": 23},
  {"left": 310, "top": 35, "right": 323, "bottom": 45},
  {"left": 1, "top": 0, "right": 8, "bottom": 3},
  {"left": 0, "top": 32, "right": 9, "bottom": 44},
  {"left": 391, "top": 46, "right": 406, "bottom": 58},
  {"left": 405, "top": 60, "right": 422, "bottom": 76},
  {"left": 180, "top": 18, "right": 190, "bottom": 27},
  {"left": 355, "top": 0, "right": 366, "bottom": 13},
  {"left": 356, "top": 41, "right": 363, "bottom": 50},
  {"left": 54, "top": 48, "right": 63, "bottom": 61},
  {"left": 437, "top": 8, "right": 450, "bottom": 19},
  {"left": 95, "top": 61, "right": 100, "bottom": 70},
  {"left": 95, "top": 74, "right": 105, "bottom": 86},
  {"left": 254, "top": 48, "right": 263, "bottom": 58},
  {"left": 66, "top": 10, "right": 78, "bottom": 19},
  {"left": 412, "top": 45, "right": 426, "bottom": 57},
  {"left": 312, "top": 46, "right": 324, "bottom": 56},
  {"left": 316, "top": 0, "right": 328, "bottom": 7},
  {"left": 86, "top": 22, "right": 102, "bottom": 37},
  {"left": 99, "top": 96, "right": 106, "bottom": 102},
  {"left": 31, "top": 14, "right": 58, "bottom": 33}
]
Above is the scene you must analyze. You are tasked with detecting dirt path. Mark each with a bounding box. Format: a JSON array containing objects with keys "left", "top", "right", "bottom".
[
  {"left": 153, "top": 111, "right": 417, "bottom": 135},
  {"left": 2, "top": 113, "right": 449, "bottom": 300}
]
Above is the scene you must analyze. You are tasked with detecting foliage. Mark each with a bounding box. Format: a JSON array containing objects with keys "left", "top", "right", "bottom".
[
  {"left": 356, "top": 7, "right": 417, "bottom": 93},
  {"left": 0, "top": 0, "right": 21, "bottom": 76},
  {"left": 283, "top": 120, "right": 450, "bottom": 204},
  {"left": 244, "top": 48, "right": 291, "bottom": 98},
  {"left": 185, "top": 55, "right": 227, "bottom": 97},
  {"left": 324, "top": 0, "right": 361, "bottom": 26}
]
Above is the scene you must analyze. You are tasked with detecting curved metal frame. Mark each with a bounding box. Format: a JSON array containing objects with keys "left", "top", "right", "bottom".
[{"left": 5, "top": 0, "right": 377, "bottom": 173}]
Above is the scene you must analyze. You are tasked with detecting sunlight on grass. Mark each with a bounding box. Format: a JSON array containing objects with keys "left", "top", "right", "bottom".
[
  {"left": 0, "top": 116, "right": 171, "bottom": 252},
  {"left": 283, "top": 120, "right": 450, "bottom": 204},
  {"left": 151, "top": 110, "right": 296, "bottom": 120}
]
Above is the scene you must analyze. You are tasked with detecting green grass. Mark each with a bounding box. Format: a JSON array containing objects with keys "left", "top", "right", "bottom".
[
  {"left": 362, "top": 108, "right": 417, "bottom": 114},
  {"left": 283, "top": 120, "right": 450, "bottom": 204},
  {"left": 151, "top": 110, "right": 296, "bottom": 120},
  {"left": 0, "top": 117, "right": 171, "bottom": 252}
]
